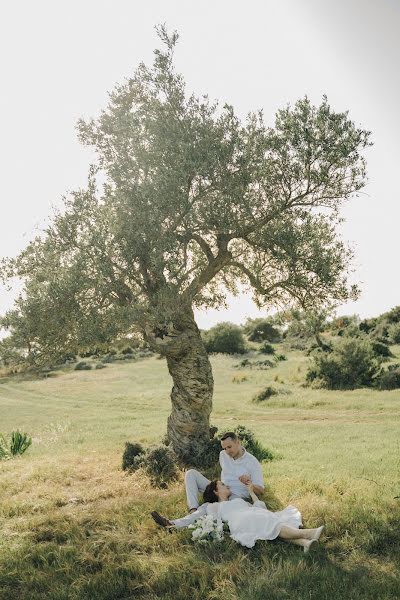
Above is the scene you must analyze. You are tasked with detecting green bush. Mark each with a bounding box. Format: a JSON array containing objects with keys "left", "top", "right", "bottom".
[
  {"left": 306, "top": 337, "right": 381, "bottom": 389},
  {"left": 0, "top": 431, "right": 32, "bottom": 459},
  {"left": 371, "top": 341, "right": 393, "bottom": 359},
  {"left": 122, "top": 442, "right": 145, "bottom": 471},
  {"left": 95, "top": 363, "right": 106, "bottom": 369},
  {"left": 101, "top": 354, "right": 115, "bottom": 364},
  {"left": 388, "top": 323, "right": 400, "bottom": 344},
  {"left": 9, "top": 431, "right": 32, "bottom": 456},
  {"left": 74, "top": 361, "right": 92, "bottom": 371},
  {"left": 203, "top": 322, "right": 247, "bottom": 355},
  {"left": 121, "top": 346, "right": 134, "bottom": 355},
  {"left": 244, "top": 318, "right": 281, "bottom": 343},
  {"left": 259, "top": 342, "right": 275, "bottom": 355},
  {"left": 252, "top": 386, "right": 278, "bottom": 403},
  {"left": 232, "top": 425, "right": 274, "bottom": 462},
  {"left": 274, "top": 353, "right": 287, "bottom": 362},
  {"left": 377, "top": 365, "right": 400, "bottom": 390},
  {"left": 142, "top": 445, "right": 179, "bottom": 488}
]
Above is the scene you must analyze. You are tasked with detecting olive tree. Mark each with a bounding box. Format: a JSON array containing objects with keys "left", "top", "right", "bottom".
[{"left": 0, "top": 27, "right": 371, "bottom": 463}]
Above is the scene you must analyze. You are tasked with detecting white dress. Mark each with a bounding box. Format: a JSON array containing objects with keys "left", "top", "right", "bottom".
[{"left": 207, "top": 498, "right": 302, "bottom": 548}]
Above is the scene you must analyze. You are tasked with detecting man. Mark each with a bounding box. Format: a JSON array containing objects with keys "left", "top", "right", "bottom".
[{"left": 151, "top": 431, "right": 265, "bottom": 529}]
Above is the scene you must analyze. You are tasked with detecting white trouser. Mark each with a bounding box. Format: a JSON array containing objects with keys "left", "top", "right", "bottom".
[{"left": 184, "top": 469, "right": 211, "bottom": 510}]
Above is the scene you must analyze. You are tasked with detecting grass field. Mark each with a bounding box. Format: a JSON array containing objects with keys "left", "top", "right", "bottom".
[{"left": 0, "top": 348, "right": 399, "bottom": 599}]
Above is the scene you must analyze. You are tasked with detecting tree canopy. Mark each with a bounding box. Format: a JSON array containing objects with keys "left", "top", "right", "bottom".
[
  {"left": 0, "top": 27, "right": 371, "bottom": 367},
  {"left": 0, "top": 26, "right": 372, "bottom": 461}
]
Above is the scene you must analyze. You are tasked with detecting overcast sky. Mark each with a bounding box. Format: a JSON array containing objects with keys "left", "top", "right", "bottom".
[{"left": 1, "top": 0, "right": 399, "bottom": 329}]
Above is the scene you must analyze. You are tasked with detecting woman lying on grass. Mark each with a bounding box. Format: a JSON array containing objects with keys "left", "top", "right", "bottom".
[{"left": 152, "top": 480, "right": 324, "bottom": 552}]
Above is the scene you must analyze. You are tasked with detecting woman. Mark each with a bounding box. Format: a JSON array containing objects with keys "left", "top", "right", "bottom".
[{"left": 203, "top": 480, "right": 324, "bottom": 552}]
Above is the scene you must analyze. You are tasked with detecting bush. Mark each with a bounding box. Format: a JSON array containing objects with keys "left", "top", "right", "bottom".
[
  {"left": 234, "top": 359, "right": 274, "bottom": 370},
  {"left": 0, "top": 431, "right": 32, "bottom": 459},
  {"left": 101, "top": 354, "right": 115, "bottom": 364},
  {"left": 388, "top": 323, "right": 400, "bottom": 344},
  {"left": 142, "top": 445, "right": 179, "bottom": 488},
  {"left": 252, "top": 386, "right": 278, "bottom": 403},
  {"left": 274, "top": 353, "right": 287, "bottom": 362},
  {"left": 232, "top": 425, "right": 274, "bottom": 462},
  {"left": 371, "top": 341, "right": 393, "bottom": 359},
  {"left": 259, "top": 342, "right": 275, "bottom": 355},
  {"left": 74, "top": 361, "right": 92, "bottom": 371},
  {"left": 95, "top": 363, "right": 106, "bottom": 369},
  {"left": 244, "top": 318, "right": 281, "bottom": 343},
  {"left": 121, "top": 346, "right": 134, "bottom": 355},
  {"left": 122, "top": 442, "right": 145, "bottom": 471},
  {"left": 377, "top": 365, "right": 400, "bottom": 390},
  {"left": 306, "top": 337, "right": 381, "bottom": 389},
  {"left": 203, "top": 322, "right": 247, "bottom": 355}
]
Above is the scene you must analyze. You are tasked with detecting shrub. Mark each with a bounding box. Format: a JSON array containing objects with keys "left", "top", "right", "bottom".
[
  {"left": 371, "top": 341, "right": 393, "bottom": 359},
  {"left": 232, "top": 425, "right": 274, "bottom": 462},
  {"left": 252, "top": 386, "right": 278, "bottom": 403},
  {"left": 0, "top": 431, "right": 32, "bottom": 459},
  {"left": 377, "top": 365, "right": 400, "bottom": 390},
  {"left": 74, "top": 361, "right": 92, "bottom": 371},
  {"left": 9, "top": 431, "right": 32, "bottom": 456},
  {"left": 388, "top": 323, "right": 400, "bottom": 344},
  {"left": 203, "top": 322, "right": 247, "bottom": 355},
  {"left": 244, "top": 318, "right": 281, "bottom": 343},
  {"left": 142, "top": 445, "right": 179, "bottom": 488},
  {"left": 121, "top": 346, "right": 134, "bottom": 355},
  {"left": 274, "top": 353, "right": 287, "bottom": 362},
  {"left": 101, "top": 354, "right": 115, "bottom": 364},
  {"left": 259, "top": 342, "right": 275, "bottom": 355},
  {"left": 234, "top": 359, "right": 274, "bottom": 370},
  {"left": 122, "top": 442, "right": 145, "bottom": 471},
  {"left": 95, "top": 363, "right": 106, "bottom": 369},
  {"left": 306, "top": 337, "right": 381, "bottom": 389}
]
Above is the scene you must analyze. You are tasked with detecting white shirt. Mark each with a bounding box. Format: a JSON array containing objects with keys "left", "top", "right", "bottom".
[{"left": 219, "top": 449, "right": 264, "bottom": 498}]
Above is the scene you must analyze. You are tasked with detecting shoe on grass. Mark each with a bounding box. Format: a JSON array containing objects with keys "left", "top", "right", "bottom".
[{"left": 151, "top": 511, "right": 174, "bottom": 528}]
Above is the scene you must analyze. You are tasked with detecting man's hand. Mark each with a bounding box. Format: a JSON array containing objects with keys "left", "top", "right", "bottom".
[{"left": 239, "top": 474, "right": 251, "bottom": 485}]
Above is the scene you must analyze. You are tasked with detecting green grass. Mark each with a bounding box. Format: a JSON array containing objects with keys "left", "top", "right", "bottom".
[{"left": 0, "top": 349, "right": 399, "bottom": 599}]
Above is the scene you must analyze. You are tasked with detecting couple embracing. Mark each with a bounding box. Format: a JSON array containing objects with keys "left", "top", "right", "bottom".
[{"left": 151, "top": 431, "right": 324, "bottom": 552}]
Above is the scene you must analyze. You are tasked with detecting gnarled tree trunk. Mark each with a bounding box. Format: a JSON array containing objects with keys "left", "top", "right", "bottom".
[{"left": 145, "top": 306, "right": 213, "bottom": 465}]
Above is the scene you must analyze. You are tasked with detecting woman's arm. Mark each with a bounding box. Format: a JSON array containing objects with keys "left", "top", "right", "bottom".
[{"left": 246, "top": 482, "right": 259, "bottom": 504}]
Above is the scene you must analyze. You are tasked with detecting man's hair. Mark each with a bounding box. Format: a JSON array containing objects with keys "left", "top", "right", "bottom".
[
  {"left": 203, "top": 480, "right": 219, "bottom": 503},
  {"left": 220, "top": 431, "right": 238, "bottom": 442}
]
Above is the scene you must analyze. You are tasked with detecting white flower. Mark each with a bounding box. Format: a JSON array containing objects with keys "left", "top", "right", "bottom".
[{"left": 189, "top": 515, "right": 226, "bottom": 543}]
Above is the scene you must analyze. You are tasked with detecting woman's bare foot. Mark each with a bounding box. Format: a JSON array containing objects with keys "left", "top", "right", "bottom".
[
  {"left": 303, "top": 526, "right": 324, "bottom": 540},
  {"left": 313, "top": 525, "right": 324, "bottom": 541},
  {"left": 303, "top": 539, "right": 319, "bottom": 553}
]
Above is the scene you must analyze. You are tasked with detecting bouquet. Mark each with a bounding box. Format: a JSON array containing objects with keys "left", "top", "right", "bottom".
[{"left": 188, "top": 514, "right": 225, "bottom": 543}]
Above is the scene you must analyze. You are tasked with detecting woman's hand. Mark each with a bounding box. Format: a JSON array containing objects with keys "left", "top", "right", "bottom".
[{"left": 245, "top": 481, "right": 254, "bottom": 493}]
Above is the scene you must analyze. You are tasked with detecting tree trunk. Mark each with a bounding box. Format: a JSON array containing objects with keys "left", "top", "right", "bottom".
[{"left": 144, "top": 307, "right": 213, "bottom": 465}]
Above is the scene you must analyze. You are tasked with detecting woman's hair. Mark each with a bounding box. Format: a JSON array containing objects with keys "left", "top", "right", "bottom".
[{"left": 203, "top": 480, "right": 219, "bottom": 503}]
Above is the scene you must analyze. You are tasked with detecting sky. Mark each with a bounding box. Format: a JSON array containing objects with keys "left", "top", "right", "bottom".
[{"left": 0, "top": 0, "right": 399, "bottom": 330}]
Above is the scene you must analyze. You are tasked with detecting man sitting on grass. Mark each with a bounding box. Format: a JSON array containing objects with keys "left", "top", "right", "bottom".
[{"left": 151, "top": 431, "right": 265, "bottom": 529}]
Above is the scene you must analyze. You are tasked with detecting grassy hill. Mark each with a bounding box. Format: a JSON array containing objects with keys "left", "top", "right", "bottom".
[{"left": 0, "top": 349, "right": 399, "bottom": 599}]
